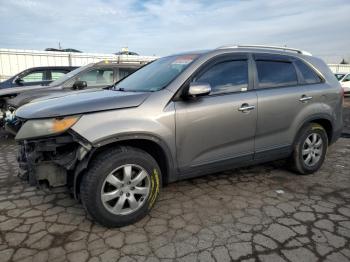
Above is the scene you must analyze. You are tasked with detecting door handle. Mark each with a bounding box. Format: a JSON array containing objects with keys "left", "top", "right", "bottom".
[
  {"left": 299, "top": 95, "right": 313, "bottom": 103},
  {"left": 238, "top": 104, "right": 255, "bottom": 112}
]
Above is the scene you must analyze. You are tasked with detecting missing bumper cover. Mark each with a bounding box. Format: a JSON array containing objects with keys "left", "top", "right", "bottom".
[{"left": 18, "top": 133, "right": 91, "bottom": 187}]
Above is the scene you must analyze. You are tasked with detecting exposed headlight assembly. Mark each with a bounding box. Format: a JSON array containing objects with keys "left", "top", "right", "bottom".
[{"left": 15, "top": 115, "right": 80, "bottom": 140}]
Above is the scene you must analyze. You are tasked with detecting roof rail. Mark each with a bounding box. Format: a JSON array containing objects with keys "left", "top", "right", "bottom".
[{"left": 217, "top": 45, "right": 312, "bottom": 56}]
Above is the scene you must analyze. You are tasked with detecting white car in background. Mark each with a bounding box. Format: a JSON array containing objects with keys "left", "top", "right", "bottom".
[{"left": 335, "top": 73, "right": 350, "bottom": 95}]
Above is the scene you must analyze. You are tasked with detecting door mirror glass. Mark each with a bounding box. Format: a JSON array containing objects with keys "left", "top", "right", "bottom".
[
  {"left": 187, "top": 82, "right": 211, "bottom": 97},
  {"left": 72, "top": 80, "right": 87, "bottom": 90}
]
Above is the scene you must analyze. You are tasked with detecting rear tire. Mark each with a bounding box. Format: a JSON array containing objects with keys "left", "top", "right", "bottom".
[
  {"left": 290, "top": 123, "right": 328, "bottom": 175},
  {"left": 80, "top": 146, "right": 161, "bottom": 227}
]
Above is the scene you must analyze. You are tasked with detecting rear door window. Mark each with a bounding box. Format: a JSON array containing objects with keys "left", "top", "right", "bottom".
[
  {"left": 295, "top": 60, "right": 322, "bottom": 84},
  {"left": 50, "top": 70, "right": 69, "bottom": 81},
  {"left": 256, "top": 60, "right": 298, "bottom": 88}
]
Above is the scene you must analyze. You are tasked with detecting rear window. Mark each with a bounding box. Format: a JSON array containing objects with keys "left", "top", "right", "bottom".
[
  {"left": 256, "top": 60, "right": 298, "bottom": 88},
  {"left": 335, "top": 73, "right": 345, "bottom": 81},
  {"left": 295, "top": 60, "right": 322, "bottom": 84}
]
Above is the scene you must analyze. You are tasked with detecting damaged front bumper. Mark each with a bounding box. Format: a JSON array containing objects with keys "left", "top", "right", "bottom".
[
  {"left": 1, "top": 103, "right": 21, "bottom": 134},
  {"left": 17, "top": 132, "right": 92, "bottom": 190}
]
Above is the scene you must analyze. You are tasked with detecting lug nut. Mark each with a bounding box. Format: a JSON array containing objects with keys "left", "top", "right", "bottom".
[
  {"left": 120, "top": 191, "right": 123, "bottom": 196},
  {"left": 126, "top": 192, "right": 130, "bottom": 197},
  {"left": 130, "top": 187, "right": 135, "bottom": 190}
]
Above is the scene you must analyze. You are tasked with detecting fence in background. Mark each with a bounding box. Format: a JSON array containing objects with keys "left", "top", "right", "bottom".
[
  {"left": 0, "top": 48, "right": 157, "bottom": 82},
  {"left": 1, "top": 48, "right": 350, "bottom": 82},
  {"left": 328, "top": 64, "right": 350, "bottom": 74}
]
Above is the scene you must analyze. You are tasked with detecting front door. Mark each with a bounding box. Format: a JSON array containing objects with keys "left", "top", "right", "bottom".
[
  {"left": 175, "top": 55, "right": 257, "bottom": 174},
  {"left": 68, "top": 68, "right": 115, "bottom": 90},
  {"left": 15, "top": 69, "right": 48, "bottom": 87}
]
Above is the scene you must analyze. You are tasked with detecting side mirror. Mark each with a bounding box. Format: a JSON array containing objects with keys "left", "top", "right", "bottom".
[
  {"left": 187, "top": 82, "right": 211, "bottom": 97},
  {"left": 72, "top": 80, "right": 87, "bottom": 90},
  {"left": 15, "top": 78, "right": 24, "bottom": 85}
]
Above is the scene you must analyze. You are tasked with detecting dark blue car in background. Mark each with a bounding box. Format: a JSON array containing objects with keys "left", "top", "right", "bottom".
[{"left": 0, "top": 66, "right": 77, "bottom": 89}]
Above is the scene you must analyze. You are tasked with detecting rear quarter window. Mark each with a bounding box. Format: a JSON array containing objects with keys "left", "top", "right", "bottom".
[{"left": 295, "top": 60, "right": 322, "bottom": 84}]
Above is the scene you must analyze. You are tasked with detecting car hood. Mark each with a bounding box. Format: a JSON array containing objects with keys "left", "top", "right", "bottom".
[
  {"left": 0, "top": 77, "right": 13, "bottom": 89},
  {"left": 0, "top": 84, "right": 51, "bottom": 96},
  {"left": 7, "top": 86, "right": 96, "bottom": 108},
  {"left": 15, "top": 89, "right": 150, "bottom": 119}
]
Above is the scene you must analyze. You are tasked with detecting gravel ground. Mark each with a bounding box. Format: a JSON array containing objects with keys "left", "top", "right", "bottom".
[{"left": 0, "top": 99, "right": 349, "bottom": 262}]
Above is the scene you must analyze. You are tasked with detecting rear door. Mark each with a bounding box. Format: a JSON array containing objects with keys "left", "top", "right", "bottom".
[
  {"left": 48, "top": 69, "right": 71, "bottom": 83},
  {"left": 253, "top": 53, "right": 316, "bottom": 159},
  {"left": 175, "top": 54, "right": 257, "bottom": 174}
]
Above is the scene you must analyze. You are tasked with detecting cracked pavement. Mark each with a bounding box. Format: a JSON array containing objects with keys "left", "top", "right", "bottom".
[{"left": 0, "top": 101, "right": 349, "bottom": 262}]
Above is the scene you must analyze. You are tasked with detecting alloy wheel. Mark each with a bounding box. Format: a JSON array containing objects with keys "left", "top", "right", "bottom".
[
  {"left": 101, "top": 164, "right": 150, "bottom": 215},
  {"left": 302, "top": 133, "right": 323, "bottom": 167}
]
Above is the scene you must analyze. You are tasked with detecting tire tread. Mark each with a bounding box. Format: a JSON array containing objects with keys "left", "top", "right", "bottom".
[{"left": 80, "top": 146, "right": 161, "bottom": 227}]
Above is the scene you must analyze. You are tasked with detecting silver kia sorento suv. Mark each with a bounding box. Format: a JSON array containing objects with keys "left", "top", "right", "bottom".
[{"left": 14, "top": 45, "right": 343, "bottom": 227}]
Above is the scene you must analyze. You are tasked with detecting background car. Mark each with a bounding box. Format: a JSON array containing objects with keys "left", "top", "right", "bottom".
[
  {"left": 45, "top": 48, "right": 82, "bottom": 53},
  {"left": 0, "top": 61, "right": 145, "bottom": 132},
  {"left": 335, "top": 73, "right": 347, "bottom": 81},
  {"left": 115, "top": 51, "right": 139, "bottom": 56},
  {"left": 0, "top": 66, "right": 77, "bottom": 89},
  {"left": 335, "top": 73, "right": 350, "bottom": 95}
]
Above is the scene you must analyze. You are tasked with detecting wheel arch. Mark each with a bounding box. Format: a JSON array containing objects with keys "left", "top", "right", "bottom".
[
  {"left": 73, "top": 134, "right": 175, "bottom": 199},
  {"left": 294, "top": 114, "right": 333, "bottom": 146}
]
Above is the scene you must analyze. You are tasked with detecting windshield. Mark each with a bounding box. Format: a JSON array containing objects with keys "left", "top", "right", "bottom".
[
  {"left": 115, "top": 54, "right": 199, "bottom": 92},
  {"left": 334, "top": 73, "right": 345, "bottom": 81},
  {"left": 49, "top": 64, "right": 92, "bottom": 86}
]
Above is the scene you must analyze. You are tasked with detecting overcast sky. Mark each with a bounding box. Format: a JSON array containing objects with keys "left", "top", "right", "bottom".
[{"left": 0, "top": 0, "right": 349, "bottom": 62}]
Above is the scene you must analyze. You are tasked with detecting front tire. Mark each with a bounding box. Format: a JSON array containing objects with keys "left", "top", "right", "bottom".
[
  {"left": 80, "top": 146, "right": 161, "bottom": 227},
  {"left": 290, "top": 123, "right": 328, "bottom": 175}
]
